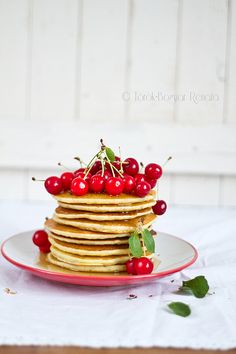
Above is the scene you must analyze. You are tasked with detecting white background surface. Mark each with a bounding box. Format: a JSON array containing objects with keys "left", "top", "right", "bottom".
[
  {"left": 0, "top": 201, "right": 236, "bottom": 349},
  {"left": 0, "top": 0, "right": 236, "bottom": 206}
]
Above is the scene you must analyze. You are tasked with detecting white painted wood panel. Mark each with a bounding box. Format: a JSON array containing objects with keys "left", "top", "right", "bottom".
[
  {"left": 0, "top": 169, "right": 26, "bottom": 200},
  {"left": 1, "top": 121, "right": 235, "bottom": 175},
  {"left": 0, "top": 0, "right": 29, "bottom": 120},
  {"left": 221, "top": 176, "right": 236, "bottom": 206},
  {"left": 79, "top": 0, "right": 128, "bottom": 121},
  {"left": 172, "top": 175, "right": 220, "bottom": 206},
  {"left": 127, "top": 0, "right": 179, "bottom": 122},
  {"left": 157, "top": 175, "right": 172, "bottom": 204},
  {"left": 224, "top": 0, "right": 236, "bottom": 123},
  {"left": 175, "top": 0, "right": 228, "bottom": 123},
  {"left": 30, "top": 0, "right": 79, "bottom": 120}
]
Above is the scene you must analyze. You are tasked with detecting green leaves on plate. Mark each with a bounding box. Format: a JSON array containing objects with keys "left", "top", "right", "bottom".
[
  {"left": 142, "top": 229, "right": 155, "bottom": 253},
  {"left": 180, "top": 275, "right": 209, "bottom": 298},
  {"left": 129, "top": 232, "right": 143, "bottom": 258},
  {"left": 168, "top": 302, "right": 191, "bottom": 317},
  {"left": 105, "top": 147, "right": 115, "bottom": 162}
]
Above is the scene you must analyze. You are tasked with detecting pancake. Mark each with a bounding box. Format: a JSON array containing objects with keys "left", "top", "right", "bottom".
[
  {"left": 54, "top": 190, "right": 156, "bottom": 205},
  {"left": 58, "top": 199, "right": 156, "bottom": 212},
  {"left": 47, "top": 253, "right": 126, "bottom": 273},
  {"left": 45, "top": 219, "right": 131, "bottom": 239},
  {"left": 54, "top": 206, "right": 152, "bottom": 221},
  {"left": 53, "top": 213, "right": 157, "bottom": 234},
  {"left": 50, "top": 246, "right": 130, "bottom": 265},
  {"left": 48, "top": 236, "right": 129, "bottom": 256},
  {"left": 49, "top": 232, "right": 129, "bottom": 245}
]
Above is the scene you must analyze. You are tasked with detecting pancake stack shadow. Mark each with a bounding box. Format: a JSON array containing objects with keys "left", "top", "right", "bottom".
[{"left": 44, "top": 191, "right": 157, "bottom": 273}]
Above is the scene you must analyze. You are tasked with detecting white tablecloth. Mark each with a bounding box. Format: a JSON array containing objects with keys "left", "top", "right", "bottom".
[{"left": 0, "top": 201, "right": 236, "bottom": 349}]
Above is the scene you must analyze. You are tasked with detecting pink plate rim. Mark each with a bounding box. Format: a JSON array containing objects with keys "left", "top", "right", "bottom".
[{"left": 1, "top": 232, "right": 198, "bottom": 286}]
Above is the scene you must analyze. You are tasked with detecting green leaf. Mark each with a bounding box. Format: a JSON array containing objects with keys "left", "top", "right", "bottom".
[
  {"left": 105, "top": 147, "right": 115, "bottom": 162},
  {"left": 142, "top": 229, "right": 155, "bottom": 253},
  {"left": 180, "top": 276, "right": 209, "bottom": 298},
  {"left": 168, "top": 302, "right": 191, "bottom": 317},
  {"left": 129, "top": 232, "right": 143, "bottom": 258}
]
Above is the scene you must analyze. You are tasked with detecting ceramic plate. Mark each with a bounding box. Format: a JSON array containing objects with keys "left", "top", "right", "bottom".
[{"left": 1, "top": 231, "right": 198, "bottom": 286}]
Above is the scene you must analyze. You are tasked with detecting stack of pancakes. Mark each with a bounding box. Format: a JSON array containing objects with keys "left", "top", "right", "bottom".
[{"left": 45, "top": 190, "right": 157, "bottom": 273}]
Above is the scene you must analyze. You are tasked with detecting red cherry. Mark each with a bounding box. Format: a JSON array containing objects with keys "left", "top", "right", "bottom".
[
  {"left": 32, "top": 230, "right": 49, "bottom": 247},
  {"left": 123, "top": 158, "right": 139, "bottom": 176},
  {"left": 152, "top": 200, "right": 167, "bottom": 215},
  {"left": 75, "top": 172, "right": 92, "bottom": 183},
  {"left": 135, "top": 181, "right": 151, "bottom": 197},
  {"left": 89, "top": 175, "right": 105, "bottom": 193},
  {"left": 145, "top": 177, "right": 157, "bottom": 189},
  {"left": 113, "top": 156, "right": 122, "bottom": 170},
  {"left": 125, "top": 258, "right": 137, "bottom": 275},
  {"left": 39, "top": 240, "right": 51, "bottom": 253},
  {"left": 60, "top": 172, "right": 74, "bottom": 190},
  {"left": 44, "top": 176, "right": 63, "bottom": 195},
  {"left": 90, "top": 161, "right": 102, "bottom": 175},
  {"left": 145, "top": 163, "right": 162, "bottom": 180},
  {"left": 71, "top": 177, "right": 89, "bottom": 196},
  {"left": 135, "top": 173, "right": 146, "bottom": 184},
  {"left": 105, "top": 177, "right": 124, "bottom": 196},
  {"left": 96, "top": 170, "right": 112, "bottom": 181},
  {"left": 74, "top": 168, "right": 86, "bottom": 176},
  {"left": 133, "top": 257, "right": 154, "bottom": 275},
  {"left": 123, "top": 174, "right": 136, "bottom": 193}
]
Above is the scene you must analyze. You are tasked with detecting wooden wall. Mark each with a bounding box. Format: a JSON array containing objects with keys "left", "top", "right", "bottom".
[{"left": 0, "top": 0, "right": 235, "bottom": 206}]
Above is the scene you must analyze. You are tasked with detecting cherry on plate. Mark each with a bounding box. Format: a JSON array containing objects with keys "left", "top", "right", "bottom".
[
  {"left": 32, "top": 230, "right": 49, "bottom": 247},
  {"left": 39, "top": 240, "right": 51, "bottom": 253},
  {"left": 134, "top": 257, "right": 154, "bottom": 275},
  {"left": 125, "top": 258, "right": 137, "bottom": 275}
]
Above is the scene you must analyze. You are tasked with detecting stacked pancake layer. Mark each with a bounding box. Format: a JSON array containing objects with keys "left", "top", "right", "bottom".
[{"left": 45, "top": 190, "right": 157, "bottom": 273}]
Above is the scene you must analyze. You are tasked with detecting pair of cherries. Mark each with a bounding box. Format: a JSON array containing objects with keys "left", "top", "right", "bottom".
[
  {"left": 32, "top": 230, "right": 51, "bottom": 253},
  {"left": 126, "top": 257, "right": 154, "bottom": 275},
  {"left": 44, "top": 158, "right": 163, "bottom": 199}
]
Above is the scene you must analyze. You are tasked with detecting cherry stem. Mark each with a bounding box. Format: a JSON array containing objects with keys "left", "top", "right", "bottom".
[
  {"left": 140, "top": 161, "right": 144, "bottom": 173},
  {"left": 105, "top": 157, "right": 115, "bottom": 177},
  {"left": 111, "top": 163, "right": 124, "bottom": 178},
  {"left": 58, "top": 162, "right": 71, "bottom": 170},
  {"left": 100, "top": 156, "right": 105, "bottom": 177},
  {"left": 84, "top": 151, "right": 102, "bottom": 179},
  {"left": 32, "top": 177, "right": 45, "bottom": 182},
  {"left": 163, "top": 156, "right": 172, "bottom": 168},
  {"left": 74, "top": 156, "right": 87, "bottom": 167},
  {"left": 118, "top": 146, "right": 124, "bottom": 173},
  {"left": 100, "top": 139, "right": 106, "bottom": 150}
]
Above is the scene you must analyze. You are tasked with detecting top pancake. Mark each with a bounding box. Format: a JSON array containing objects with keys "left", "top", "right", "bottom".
[{"left": 54, "top": 190, "right": 156, "bottom": 205}]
